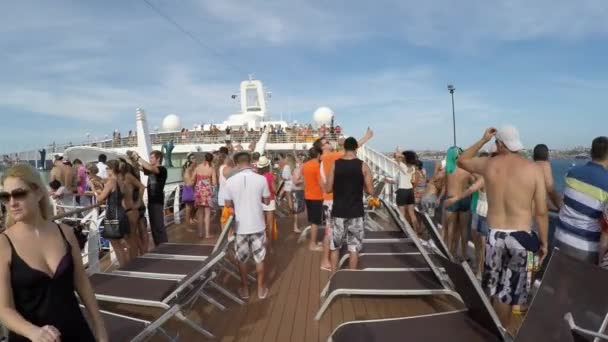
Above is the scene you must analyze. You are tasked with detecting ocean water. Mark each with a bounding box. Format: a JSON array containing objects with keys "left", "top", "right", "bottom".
[{"left": 422, "top": 159, "right": 583, "bottom": 194}]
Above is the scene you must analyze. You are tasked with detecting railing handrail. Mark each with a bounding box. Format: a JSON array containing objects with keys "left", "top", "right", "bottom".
[
  {"left": 51, "top": 203, "right": 101, "bottom": 221},
  {"left": 4, "top": 131, "right": 343, "bottom": 158}
]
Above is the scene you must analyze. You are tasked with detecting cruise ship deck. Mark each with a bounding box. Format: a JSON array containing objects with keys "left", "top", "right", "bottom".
[{"left": 98, "top": 211, "right": 462, "bottom": 341}]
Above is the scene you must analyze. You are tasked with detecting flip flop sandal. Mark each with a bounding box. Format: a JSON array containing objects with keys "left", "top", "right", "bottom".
[
  {"left": 258, "top": 288, "right": 269, "bottom": 300},
  {"left": 238, "top": 288, "right": 250, "bottom": 300}
]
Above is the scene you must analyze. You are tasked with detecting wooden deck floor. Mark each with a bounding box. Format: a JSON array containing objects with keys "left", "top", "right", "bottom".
[{"left": 99, "top": 212, "right": 463, "bottom": 341}]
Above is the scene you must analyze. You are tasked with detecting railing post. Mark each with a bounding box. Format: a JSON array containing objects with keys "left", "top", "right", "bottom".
[
  {"left": 87, "top": 209, "right": 101, "bottom": 274},
  {"left": 174, "top": 185, "right": 181, "bottom": 225}
]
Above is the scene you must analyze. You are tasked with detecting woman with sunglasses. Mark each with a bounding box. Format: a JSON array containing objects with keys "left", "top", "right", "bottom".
[{"left": 0, "top": 164, "right": 108, "bottom": 341}]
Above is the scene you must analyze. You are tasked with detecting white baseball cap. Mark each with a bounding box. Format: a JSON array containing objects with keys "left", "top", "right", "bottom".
[{"left": 495, "top": 125, "right": 524, "bottom": 152}]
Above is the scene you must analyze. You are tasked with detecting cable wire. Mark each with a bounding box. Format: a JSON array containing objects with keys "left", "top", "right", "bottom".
[{"left": 142, "top": 0, "right": 246, "bottom": 76}]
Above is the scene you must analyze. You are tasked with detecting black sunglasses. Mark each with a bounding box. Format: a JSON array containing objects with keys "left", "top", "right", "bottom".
[{"left": 0, "top": 188, "right": 30, "bottom": 204}]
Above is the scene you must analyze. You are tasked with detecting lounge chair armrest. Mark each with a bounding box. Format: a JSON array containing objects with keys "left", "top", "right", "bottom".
[{"left": 564, "top": 312, "right": 608, "bottom": 340}]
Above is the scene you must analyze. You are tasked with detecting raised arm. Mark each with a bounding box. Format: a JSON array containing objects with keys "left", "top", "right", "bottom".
[
  {"left": 457, "top": 128, "right": 495, "bottom": 175},
  {"left": 61, "top": 224, "right": 108, "bottom": 341},
  {"left": 357, "top": 127, "right": 374, "bottom": 146},
  {"left": 533, "top": 166, "right": 549, "bottom": 263},
  {"left": 128, "top": 151, "right": 160, "bottom": 175}
]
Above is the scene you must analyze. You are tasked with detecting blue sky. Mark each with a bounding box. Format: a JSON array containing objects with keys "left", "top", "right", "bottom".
[{"left": 1, "top": 0, "right": 608, "bottom": 154}]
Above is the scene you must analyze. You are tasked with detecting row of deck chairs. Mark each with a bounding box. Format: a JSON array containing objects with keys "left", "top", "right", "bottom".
[
  {"left": 315, "top": 199, "right": 457, "bottom": 320},
  {"left": 326, "top": 202, "right": 608, "bottom": 341},
  {"left": 83, "top": 215, "right": 245, "bottom": 341}
]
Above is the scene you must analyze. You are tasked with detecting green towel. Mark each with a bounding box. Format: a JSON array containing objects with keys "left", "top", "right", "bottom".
[
  {"left": 470, "top": 191, "right": 479, "bottom": 213},
  {"left": 445, "top": 146, "right": 462, "bottom": 175}
]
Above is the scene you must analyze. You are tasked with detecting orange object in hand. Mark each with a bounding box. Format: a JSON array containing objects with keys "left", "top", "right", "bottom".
[
  {"left": 368, "top": 197, "right": 380, "bottom": 208},
  {"left": 221, "top": 206, "right": 233, "bottom": 228}
]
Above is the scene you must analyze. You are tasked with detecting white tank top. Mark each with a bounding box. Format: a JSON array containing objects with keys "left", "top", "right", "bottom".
[
  {"left": 397, "top": 163, "right": 414, "bottom": 190},
  {"left": 218, "top": 164, "right": 228, "bottom": 205}
]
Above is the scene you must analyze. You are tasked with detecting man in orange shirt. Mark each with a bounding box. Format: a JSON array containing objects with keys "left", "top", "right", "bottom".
[
  {"left": 302, "top": 147, "right": 324, "bottom": 251},
  {"left": 316, "top": 128, "right": 374, "bottom": 270}
]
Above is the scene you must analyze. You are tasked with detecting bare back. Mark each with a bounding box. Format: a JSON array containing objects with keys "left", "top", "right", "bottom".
[
  {"left": 446, "top": 167, "right": 471, "bottom": 197},
  {"left": 50, "top": 165, "right": 63, "bottom": 183},
  {"left": 484, "top": 153, "right": 544, "bottom": 230},
  {"left": 63, "top": 165, "right": 74, "bottom": 192}
]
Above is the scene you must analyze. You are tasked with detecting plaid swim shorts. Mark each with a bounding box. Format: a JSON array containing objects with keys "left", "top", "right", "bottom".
[
  {"left": 235, "top": 231, "right": 267, "bottom": 264},
  {"left": 330, "top": 216, "right": 365, "bottom": 253}
]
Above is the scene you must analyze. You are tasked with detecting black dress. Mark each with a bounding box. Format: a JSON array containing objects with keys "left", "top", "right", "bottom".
[{"left": 3, "top": 224, "right": 95, "bottom": 341}]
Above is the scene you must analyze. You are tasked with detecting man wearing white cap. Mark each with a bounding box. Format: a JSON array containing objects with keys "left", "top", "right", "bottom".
[{"left": 457, "top": 125, "right": 549, "bottom": 328}]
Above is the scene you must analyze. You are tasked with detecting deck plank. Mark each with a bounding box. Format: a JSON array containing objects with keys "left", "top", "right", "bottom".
[
  {"left": 286, "top": 240, "right": 312, "bottom": 342},
  {"left": 318, "top": 254, "right": 332, "bottom": 342},
  {"left": 305, "top": 247, "right": 322, "bottom": 342},
  {"left": 276, "top": 239, "right": 307, "bottom": 342},
  {"left": 101, "top": 207, "right": 470, "bottom": 342}
]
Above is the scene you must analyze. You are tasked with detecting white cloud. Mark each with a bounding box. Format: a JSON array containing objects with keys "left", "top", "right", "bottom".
[
  {"left": 190, "top": 0, "right": 608, "bottom": 50},
  {"left": 1, "top": 0, "right": 605, "bottom": 153}
]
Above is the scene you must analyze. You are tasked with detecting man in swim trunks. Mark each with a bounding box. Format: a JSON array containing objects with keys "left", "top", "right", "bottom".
[
  {"left": 315, "top": 128, "right": 374, "bottom": 270},
  {"left": 457, "top": 126, "right": 549, "bottom": 328},
  {"left": 443, "top": 146, "right": 474, "bottom": 260}
]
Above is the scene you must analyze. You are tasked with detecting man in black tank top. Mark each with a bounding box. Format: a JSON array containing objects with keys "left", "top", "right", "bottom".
[{"left": 324, "top": 137, "right": 373, "bottom": 272}]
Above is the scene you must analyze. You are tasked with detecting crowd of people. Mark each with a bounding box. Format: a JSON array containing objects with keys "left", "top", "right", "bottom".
[
  {"left": 0, "top": 121, "right": 606, "bottom": 340},
  {"left": 408, "top": 126, "right": 608, "bottom": 330}
]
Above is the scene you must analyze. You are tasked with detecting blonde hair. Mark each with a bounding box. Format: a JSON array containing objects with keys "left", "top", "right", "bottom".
[
  {"left": 86, "top": 163, "right": 99, "bottom": 175},
  {"left": 1, "top": 164, "right": 53, "bottom": 226},
  {"left": 286, "top": 154, "right": 296, "bottom": 172}
]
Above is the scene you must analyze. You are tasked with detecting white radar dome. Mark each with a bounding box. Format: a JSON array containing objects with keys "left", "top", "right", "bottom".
[
  {"left": 161, "top": 114, "right": 181, "bottom": 132},
  {"left": 313, "top": 107, "right": 334, "bottom": 127}
]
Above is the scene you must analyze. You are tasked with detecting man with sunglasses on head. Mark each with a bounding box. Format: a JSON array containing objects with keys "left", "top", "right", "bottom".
[{"left": 457, "top": 125, "right": 548, "bottom": 329}]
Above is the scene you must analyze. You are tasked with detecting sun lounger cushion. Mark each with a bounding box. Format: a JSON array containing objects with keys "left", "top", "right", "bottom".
[
  {"left": 332, "top": 311, "right": 502, "bottom": 342},
  {"left": 90, "top": 273, "right": 177, "bottom": 302},
  {"left": 348, "top": 254, "right": 441, "bottom": 270},
  {"left": 118, "top": 257, "right": 203, "bottom": 276},
  {"left": 328, "top": 270, "right": 442, "bottom": 294},
  {"left": 149, "top": 243, "right": 214, "bottom": 256}
]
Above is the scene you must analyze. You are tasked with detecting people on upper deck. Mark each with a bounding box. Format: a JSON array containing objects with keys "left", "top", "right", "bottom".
[
  {"left": 0, "top": 164, "right": 108, "bottom": 341},
  {"left": 457, "top": 125, "right": 549, "bottom": 330}
]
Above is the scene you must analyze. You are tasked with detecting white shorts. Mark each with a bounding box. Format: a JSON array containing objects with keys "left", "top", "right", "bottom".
[
  {"left": 262, "top": 199, "right": 276, "bottom": 212},
  {"left": 283, "top": 180, "right": 293, "bottom": 192}
]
